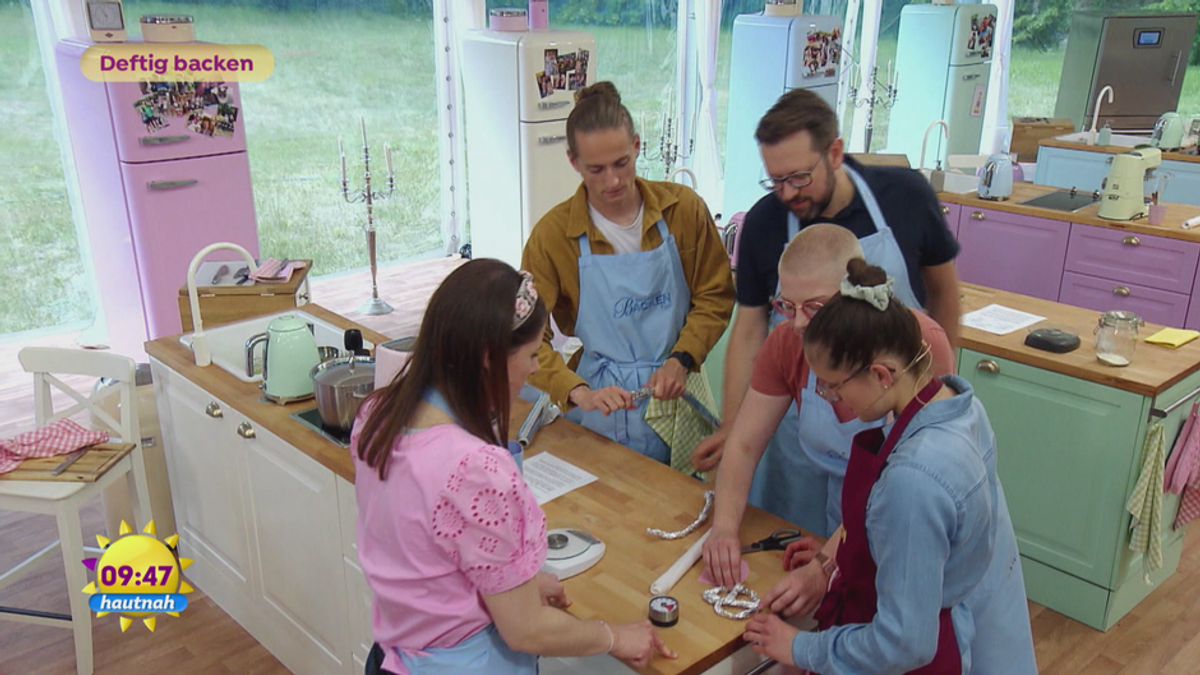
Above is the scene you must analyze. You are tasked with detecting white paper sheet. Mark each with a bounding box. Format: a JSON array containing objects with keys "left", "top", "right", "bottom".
[
  {"left": 962, "top": 303, "right": 1045, "bottom": 335},
  {"left": 522, "top": 453, "right": 598, "bottom": 505}
]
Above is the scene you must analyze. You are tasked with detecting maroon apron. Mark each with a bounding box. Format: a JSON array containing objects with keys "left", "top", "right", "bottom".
[{"left": 811, "top": 378, "right": 961, "bottom": 674}]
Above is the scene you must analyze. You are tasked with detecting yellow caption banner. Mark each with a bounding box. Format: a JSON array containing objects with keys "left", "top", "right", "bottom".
[{"left": 81, "top": 44, "right": 274, "bottom": 82}]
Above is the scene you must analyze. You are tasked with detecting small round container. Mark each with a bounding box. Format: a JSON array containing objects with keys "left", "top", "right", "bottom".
[
  {"left": 489, "top": 8, "right": 528, "bottom": 32},
  {"left": 649, "top": 596, "right": 679, "bottom": 628},
  {"left": 764, "top": 0, "right": 801, "bottom": 16},
  {"left": 140, "top": 14, "right": 195, "bottom": 43},
  {"left": 1094, "top": 311, "right": 1144, "bottom": 367}
]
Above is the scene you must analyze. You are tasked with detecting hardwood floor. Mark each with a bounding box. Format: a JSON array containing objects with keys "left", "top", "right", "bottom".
[{"left": 3, "top": 254, "right": 1200, "bottom": 673}]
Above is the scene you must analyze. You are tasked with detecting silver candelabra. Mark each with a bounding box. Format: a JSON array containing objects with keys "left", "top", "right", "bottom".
[
  {"left": 339, "top": 116, "right": 396, "bottom": 315},
  {"left": 842, "top": 47, "right": 899, "bottom": 153},
  {"left": 640, "top": 88, "right": 695, "bottom": 179}
]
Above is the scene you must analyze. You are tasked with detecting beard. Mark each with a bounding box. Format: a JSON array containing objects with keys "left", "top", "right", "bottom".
[{"left": 783, "top": 160, "right": 835, "bottom": 224}]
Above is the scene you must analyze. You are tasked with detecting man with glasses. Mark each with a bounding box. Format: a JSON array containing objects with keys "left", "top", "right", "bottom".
[
  {"left": 701, "top": 226, "right": 954, "bottom": 565},
  {"left": 693, "top": 88, "right": 960, "bottom": 536}
]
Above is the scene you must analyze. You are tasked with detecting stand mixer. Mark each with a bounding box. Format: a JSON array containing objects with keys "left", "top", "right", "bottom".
[{"left": 1098, "top": 148, "right": 1162, "bottom": 221}]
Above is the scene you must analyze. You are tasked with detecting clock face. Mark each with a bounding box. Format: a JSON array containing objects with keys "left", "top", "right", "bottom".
[{"left": 88, "top": 2, "right": 125, "bottom": 30}]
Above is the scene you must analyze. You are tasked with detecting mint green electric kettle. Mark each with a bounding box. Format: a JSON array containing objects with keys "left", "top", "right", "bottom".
[{"left": 245, "top": 315, "right": 321, "bottom": 404}]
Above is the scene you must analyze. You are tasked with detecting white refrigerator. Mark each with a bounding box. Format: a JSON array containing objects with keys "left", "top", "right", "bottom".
[
  {"left": 462, "top": 29, "right": 596, "bottom": 268},
  {"left": 888, "top": 4, "right": 997, "bottom": 168},
  {"left": 722, "top": 14, "right": 843, "bottom": 219}
]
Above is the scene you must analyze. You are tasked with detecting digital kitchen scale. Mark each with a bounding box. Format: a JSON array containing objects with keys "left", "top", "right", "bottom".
[{"left": 541, "top": 528, "right": 605, "bottom": 580}]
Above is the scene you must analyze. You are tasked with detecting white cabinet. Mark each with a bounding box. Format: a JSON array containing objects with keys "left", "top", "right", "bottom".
[
  {"left": 151, "top": 361, "right": 256, "bottom": 624},
  {"left": 337, "top": 477, "right": 375, "bottom": 671}
]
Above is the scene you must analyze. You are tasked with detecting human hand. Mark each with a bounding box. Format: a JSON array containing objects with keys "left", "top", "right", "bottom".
[
  {"left": 691, "top": 427, "right": 729, "bottom": 471},
  {"left": 763, "top": 559, "right": 828, "bottom": 619},
  {"left": 536, "top": 572, "right": 570, "bottom": 609},
  {"left": 609, "top": 620, "right": 677, "bottom": 668},
  {"left": 701, "top": 524, "right": 745, "bottom": 590},
  {"left": 647, "top": 358, "right": 687, "bottom": 400},
  {"left": 782, "top": 536, "right": 822, "bottom": 571},
  {"left": 743, "top": 612, "right": 799, "bottom": 666},
  {"left": 569, "top": 385, "right": 632, "bottom": 415}
]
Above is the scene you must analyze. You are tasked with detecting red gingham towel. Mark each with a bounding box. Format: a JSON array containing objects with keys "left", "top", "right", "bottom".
[
  {"left": 1176, "top": 473, "right": 1200, "bottom": 530},
  {"left": 1165, "top": 402, "right": 1200, "bottom": 493},
  {"left": 0, "top": 419, "right": 110, "bottom": 474}
]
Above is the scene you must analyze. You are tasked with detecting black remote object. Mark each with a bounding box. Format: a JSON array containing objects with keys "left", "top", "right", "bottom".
[{"left": 1025, "top": 328, "right": 1081, "bottom": 353}]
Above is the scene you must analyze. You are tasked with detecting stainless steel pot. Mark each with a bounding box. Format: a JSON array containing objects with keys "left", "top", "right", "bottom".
[{"left": 310, "top": 356, "right": 376, "bottom": 432}]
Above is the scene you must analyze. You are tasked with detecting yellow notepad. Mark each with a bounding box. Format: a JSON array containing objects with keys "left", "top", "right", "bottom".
[{"left": 1145, "top": 328, "right": 1200, "bottom": 348}]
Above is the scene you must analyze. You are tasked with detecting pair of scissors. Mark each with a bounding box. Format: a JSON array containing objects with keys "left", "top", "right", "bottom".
[{"left": 741, "top": 528, "right": 802, "bottom": 553}]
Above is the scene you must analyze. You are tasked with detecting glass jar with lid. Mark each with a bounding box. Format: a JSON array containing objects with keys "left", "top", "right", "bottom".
[{"left": 1094, "top": 311, "right": 1143, "bottom": 367}]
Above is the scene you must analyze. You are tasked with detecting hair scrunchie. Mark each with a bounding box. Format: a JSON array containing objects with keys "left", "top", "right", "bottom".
[{"left": 839, "top": 275, "right": 894, "bottom": 311}]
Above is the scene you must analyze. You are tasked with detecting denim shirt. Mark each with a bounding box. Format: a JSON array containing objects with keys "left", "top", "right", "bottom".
[{"left": 791, "top": 375, "right": 1037, "bottom": 674}]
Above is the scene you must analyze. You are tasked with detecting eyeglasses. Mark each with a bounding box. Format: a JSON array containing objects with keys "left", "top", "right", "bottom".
[
  {"left": 815, "top": 363, "right": 878, "bottom": 403},
  {"left": 758, "top": 147, "right": 831, "bottom": 192},
  {"left": 770, "top": 295, "right": 824, "bottom": 320}
]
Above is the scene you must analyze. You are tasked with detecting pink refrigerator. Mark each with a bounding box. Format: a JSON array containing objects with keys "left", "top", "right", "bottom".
[{"left": 55, "top": 38, "right": 260, "bottom": 359}]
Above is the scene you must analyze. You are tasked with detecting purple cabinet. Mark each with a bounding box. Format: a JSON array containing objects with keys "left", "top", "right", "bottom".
[
  {"left": 1065, "top": 225, "right": 1200, "bottom": 294},
  {"left": 956, "top": 207, "right": 1070, "bottom": 301},
  {"left": 1060, "top": 272, "right": 1191, "bottom": 327},
  {"left": 941, "top": 202, "right": 962, "bottom": 240}
]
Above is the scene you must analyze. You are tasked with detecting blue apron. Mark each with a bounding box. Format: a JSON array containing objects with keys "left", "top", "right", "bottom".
[
  {"left": 397, "top": 624, "right": 538, "bottom": 675},
  {"left": 394, "top": 393, "right": 535, "bottom": 674},
  {"left": 747, "top": 167, "right": 920, "bottom": 537},
  {"left": 564, "top": 219, "right": 690, "bottom": 464}
]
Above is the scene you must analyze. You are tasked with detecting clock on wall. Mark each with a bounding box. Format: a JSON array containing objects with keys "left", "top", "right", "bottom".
[{"left": 85, "top": 0, "right": 127, "bottom": 42}]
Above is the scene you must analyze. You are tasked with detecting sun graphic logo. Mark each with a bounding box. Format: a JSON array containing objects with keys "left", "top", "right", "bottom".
[{"left": 80, "top": 520, "right": 195, "bottom": 633}]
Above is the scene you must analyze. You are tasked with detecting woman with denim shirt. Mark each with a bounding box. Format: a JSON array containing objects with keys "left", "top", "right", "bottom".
[{"left": 742, "top": 259, "right": 1037, "bottom": 674}]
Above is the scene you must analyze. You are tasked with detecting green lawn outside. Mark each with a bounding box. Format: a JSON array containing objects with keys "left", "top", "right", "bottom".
[{"left": 3, "top": 4, "right": 1199, "bottom": 336}]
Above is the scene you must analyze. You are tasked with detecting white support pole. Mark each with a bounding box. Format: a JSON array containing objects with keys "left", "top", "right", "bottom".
[
  {"left": 849, "top": 0, "right": 882, "bottom": 153},
  {"left": 838, "top": 0, "right": 862, "bottom": 143},
  {"left": 981, "top": 0, "right": 1015, "bottom": 155},
  {"left": 439, "top": 0, "right": 481, "bottom": 256}
]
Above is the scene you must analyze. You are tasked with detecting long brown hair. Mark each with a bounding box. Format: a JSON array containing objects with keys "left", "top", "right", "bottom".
[
  {"left": 803, "top": 258, "right": 926, "bottom": 372},
  {"left": 566, "top": 80, "right": 636, "bottom": 159},
  {"left": 356, "top": 259, "right": 548, "bottom": 480}
]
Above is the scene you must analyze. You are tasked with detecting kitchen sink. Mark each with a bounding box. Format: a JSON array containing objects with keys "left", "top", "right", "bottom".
[
  {"left": 178, "top": 310, "right": 374, "bottom": 383},
  {"left": 1054, "top": 131, "right": 1152, "bottom": 148}
]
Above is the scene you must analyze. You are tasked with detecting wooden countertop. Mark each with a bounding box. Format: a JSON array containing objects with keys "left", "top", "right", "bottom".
[
  {"left": 146, "top": 305, "right": 801, "bottom": 675},
  {"left": 1039, "top": 137, "right": 1200, "bottom": 165},
  {"left": 960, "top": 283, "right": 1200, "bottom": 398},
  {"left": 939, "top": 182, "right": 1200, "bottom": 244}
]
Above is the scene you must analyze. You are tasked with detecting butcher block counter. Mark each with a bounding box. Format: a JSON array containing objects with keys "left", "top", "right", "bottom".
[{"left": 145, "top": 304, "right": 800, "bottom": 675}]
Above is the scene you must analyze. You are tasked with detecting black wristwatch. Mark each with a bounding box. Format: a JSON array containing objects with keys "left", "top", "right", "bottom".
[{"left": 668, "top": 351, "right": 695, "bottom": 370}]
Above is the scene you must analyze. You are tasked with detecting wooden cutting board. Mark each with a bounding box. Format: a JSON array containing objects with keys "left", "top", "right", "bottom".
[{"left": 0, "top": 443, "right": 136, "bottom": 482}]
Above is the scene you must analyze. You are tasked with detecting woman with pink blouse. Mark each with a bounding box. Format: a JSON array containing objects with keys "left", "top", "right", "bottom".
[{"left": 353, "top": 259, "right": 676, "bottom": 674}]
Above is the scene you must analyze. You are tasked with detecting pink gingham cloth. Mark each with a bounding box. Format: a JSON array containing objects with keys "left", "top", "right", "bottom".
[
  {"left": 249, "top": 258, "right": 307, "bottom": 283},
  {"left": 0, "top": 419, "right": 109, "bottom": 474},
  {"left": 1165, "top": 402, "right": 1200, "bottom": 493},
  {"left": 1175, "top": 475, "right": 1200, "bottom": 530}
]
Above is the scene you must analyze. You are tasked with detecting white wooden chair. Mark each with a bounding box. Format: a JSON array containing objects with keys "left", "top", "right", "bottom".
[{"left": 0, "top": 348, "right": 153, "bottom": 675}]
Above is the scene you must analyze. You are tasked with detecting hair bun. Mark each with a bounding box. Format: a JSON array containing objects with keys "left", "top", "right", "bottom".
[
  {"left": 845, "top": 257, "right": 888, "bottom": 287},
  {"left": 575, "top": 80, "right": 621, "bottom": 104}
]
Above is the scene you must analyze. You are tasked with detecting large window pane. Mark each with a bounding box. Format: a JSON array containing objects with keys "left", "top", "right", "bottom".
[
  {"left": 125, "top": 0, "right": 442, "bottom": 275},
  {"left": 0, "top": 0, "right": 92, "bottom": 335}
]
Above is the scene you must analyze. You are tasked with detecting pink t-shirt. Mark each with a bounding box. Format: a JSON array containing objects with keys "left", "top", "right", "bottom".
[{"left": 352, "top": 421, "right": 548, "bottom": 674}]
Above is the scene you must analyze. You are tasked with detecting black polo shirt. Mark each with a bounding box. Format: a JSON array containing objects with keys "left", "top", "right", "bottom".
[{"left": 734, "top": 156, "right": 959, "bottom": 308}]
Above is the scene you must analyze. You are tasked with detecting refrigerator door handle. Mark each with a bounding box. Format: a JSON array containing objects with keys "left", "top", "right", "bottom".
[
  {"left": 538, "top": 135, "right": 567, "bottom": 145},
  {"left": 538, "top": 100, "right": 571, "bottom": 110},
  {"left": 1167, "top": 51, "right": 1182, "bottom": 86},
  {"left": 147, "top": 179, "right": 199, "bottom": 190},
  {"left": 139, "top": 135, "right": 191, "bottom": 146}
]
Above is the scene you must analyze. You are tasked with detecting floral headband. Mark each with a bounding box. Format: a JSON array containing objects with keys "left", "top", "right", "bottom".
[
  {"left": 514, "top": 271, "right": 539, "bottom": 329},
  {"left": 839, "top": 275, "right": 895, "bottom": 311}
]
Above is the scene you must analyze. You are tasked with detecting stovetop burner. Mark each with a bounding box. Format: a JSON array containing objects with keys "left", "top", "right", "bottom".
[{"left": 290, "top": 407, "right": 352, "bottom": 448}]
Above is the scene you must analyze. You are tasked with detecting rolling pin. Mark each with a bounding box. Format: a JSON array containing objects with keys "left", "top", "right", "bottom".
[{"left": 650, "top": 529, "right": 711, "bottom": 595}]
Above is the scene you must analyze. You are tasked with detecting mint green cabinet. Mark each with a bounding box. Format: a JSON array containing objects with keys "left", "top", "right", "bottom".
[{"left": 959, "top": 349, "right": 1195, "bottom": 630}]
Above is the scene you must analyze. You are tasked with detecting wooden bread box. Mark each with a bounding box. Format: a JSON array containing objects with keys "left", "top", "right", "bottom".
[
  {"left": 177, "top": 260, "right": 313, "bottom": 332},
  {"left": 1011, "top": 116, "right": 1075, "bottom": 162}
]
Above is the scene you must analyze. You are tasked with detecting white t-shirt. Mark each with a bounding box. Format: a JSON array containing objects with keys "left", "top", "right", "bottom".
[{"left": 588, "top": 202, "right": 645, "bottom": 255}]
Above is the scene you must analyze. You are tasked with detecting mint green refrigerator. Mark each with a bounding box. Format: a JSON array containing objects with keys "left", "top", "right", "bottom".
[{"left": 888, "top": 4, "right": 997, "bottom": 169}]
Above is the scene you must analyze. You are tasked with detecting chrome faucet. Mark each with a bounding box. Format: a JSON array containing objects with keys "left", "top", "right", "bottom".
[
  {"left": 1090, "top": 86, "right": 1114, "bottom": 146},
  {"left": 186, "top": 242, "right": 257, "bottom": 367},
  {"left": 919, "top": 120, "right": 950, "bottom": 172}
]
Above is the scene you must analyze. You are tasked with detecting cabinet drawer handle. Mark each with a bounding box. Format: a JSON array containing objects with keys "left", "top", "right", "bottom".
[
  {"left": 139, "top": 134, "right": 190, "bottom": 146},
  {"left": 971, "top": 211, "right": 985, "bottom": 220},
  {"left": 148, "top": 179, "right": 198, "bottom": 190},
  {"left": 236, "top": 422, "right": 256, "bottom": 439},
  {"left": 941, "top": 205, "right": 950, "bottom": 215},
  {"left": 976, "top": 360, "right": 1000, "bottom": 374},
  {"left": 1122, "top": 235, "right": 1140, "bottom": 246},
  {"left": 1113, "top": 286, "right": 1131, "bottom": 297},
  {"left": 205, "top": 402, "right": 223, "bottom": 418}
]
